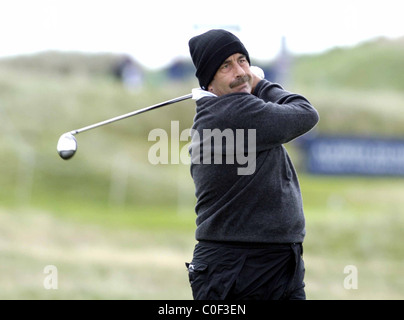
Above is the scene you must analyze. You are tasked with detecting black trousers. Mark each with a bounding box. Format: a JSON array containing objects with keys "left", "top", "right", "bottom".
[{"left": 186, "top": 241, "right": 305, "bottom": 300}]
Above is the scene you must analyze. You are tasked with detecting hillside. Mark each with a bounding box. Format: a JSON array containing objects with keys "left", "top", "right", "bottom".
[
  {"left": 1, "top": 36, "right": 404, "bottom": 210},
  {"left": 290, "top": 36, "right": 404, "bottom": 136},
  {"left": 293, "top": 36, "right": 404, "bottom": 91},
  {"left": 2, "top": 36, "right": 404, "bottom": 91}
]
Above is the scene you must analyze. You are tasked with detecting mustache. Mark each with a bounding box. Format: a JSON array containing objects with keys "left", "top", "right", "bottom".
[{"left": 229, "top": 75, "right": 251, "bottom": 89}]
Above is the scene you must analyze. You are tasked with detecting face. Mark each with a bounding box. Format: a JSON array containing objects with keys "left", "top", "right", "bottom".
[{"left": 208, "top": 53, "right": 253, "bottom": 96}]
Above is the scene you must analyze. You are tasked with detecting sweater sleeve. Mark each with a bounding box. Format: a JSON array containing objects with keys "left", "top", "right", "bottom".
[
  {"left": 253, "top": 79, "right": 295, "bottom": 103},
  {"left": 219, "top": 79, "right": 319, "bottom": 149}
]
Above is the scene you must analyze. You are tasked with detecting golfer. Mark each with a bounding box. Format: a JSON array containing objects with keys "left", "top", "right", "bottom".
[{"left": 186, "top": 29, "right": 319, "bottom": 300}]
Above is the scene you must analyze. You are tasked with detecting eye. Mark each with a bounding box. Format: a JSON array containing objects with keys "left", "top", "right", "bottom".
[{"left": 220, "top": 63, "right": 231, "bottom": 73}]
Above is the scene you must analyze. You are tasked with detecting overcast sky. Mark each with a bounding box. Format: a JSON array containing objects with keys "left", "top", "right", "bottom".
[{"left": 1, "top": 0, "right": 403, "bottom": 69}]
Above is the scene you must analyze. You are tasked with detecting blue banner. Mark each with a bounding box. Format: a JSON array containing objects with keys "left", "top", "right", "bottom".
[{"left": 304, "top": 136, "right": 404, "bottom": 176}]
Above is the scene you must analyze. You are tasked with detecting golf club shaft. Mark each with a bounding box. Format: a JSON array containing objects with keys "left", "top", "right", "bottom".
[{"left": 69, "top": 93, "right": 193, "bottom": 135}]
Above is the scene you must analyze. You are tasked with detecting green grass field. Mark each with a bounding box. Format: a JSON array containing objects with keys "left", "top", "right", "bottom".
[
  {"left": 1, "top": 38, "right": 404, "bottom": 299},
  {"left": 1, "top": 174, "right": 404, "bottom": 299}
]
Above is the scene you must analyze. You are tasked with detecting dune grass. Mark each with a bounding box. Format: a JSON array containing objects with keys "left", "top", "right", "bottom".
[{"left": 1, "top": 174, "right": 403, "bottom": 300}]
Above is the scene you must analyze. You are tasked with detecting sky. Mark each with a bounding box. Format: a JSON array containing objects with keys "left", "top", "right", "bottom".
[{"left": 1, "top": 0, "right": 403, "bottom": 69}]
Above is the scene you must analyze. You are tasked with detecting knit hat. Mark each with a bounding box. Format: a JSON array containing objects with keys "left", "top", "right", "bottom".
[{"left": 189, "top": 29, "right": 250, "bottom": 90}]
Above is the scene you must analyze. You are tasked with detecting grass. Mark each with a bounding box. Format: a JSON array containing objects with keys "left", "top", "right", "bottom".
[
  {"left": 293, "top": 36, "right": 404, "bottom": 91},
  {"left": 301, "top": 175, "right": 404, "bottom": 299},
  {"left": 1, "top": 174, "right": 403, "bottom": 300},
  {"left": 0, "top": 207, "right": 195, "bottom": 300},
  {"left": 291, "top": 86, "right": 404, "bottom": 137}
]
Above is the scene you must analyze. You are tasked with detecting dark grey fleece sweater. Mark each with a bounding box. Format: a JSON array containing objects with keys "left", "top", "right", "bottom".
[{"left": 190, "top": 79, "right": 319, "bottom": 244}]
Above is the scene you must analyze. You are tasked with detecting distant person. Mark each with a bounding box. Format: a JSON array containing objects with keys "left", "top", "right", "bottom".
[
  {"left": 113, "top": 55, "right": 143, "bottom": 90},
  {"left": 186, "top": 29, "right": 319, "bottom": 300}
]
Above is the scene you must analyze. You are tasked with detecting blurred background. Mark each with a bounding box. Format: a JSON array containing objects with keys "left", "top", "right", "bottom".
[{"left": 1, "top": 0, "right": 403, "bottom": 299}]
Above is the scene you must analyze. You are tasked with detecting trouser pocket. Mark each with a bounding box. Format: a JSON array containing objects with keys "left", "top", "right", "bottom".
[
  {"left": 281, "top": 244, "right": 306, "bottom": 300},
  {"left": 186, "top": 261, "right": 208, "bottom": 284},
  {"left": 185, "top": 261, "right": 209, "bottom": 299}
]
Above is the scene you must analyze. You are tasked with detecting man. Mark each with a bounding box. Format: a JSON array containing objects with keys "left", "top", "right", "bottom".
[{"left": 186, "top": 29, "right": 319, "bottom": 300}]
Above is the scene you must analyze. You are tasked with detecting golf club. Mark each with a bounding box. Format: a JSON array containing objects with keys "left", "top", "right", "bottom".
[
  {"left": 57, "top": 66, "right": 265, "bottom": 160},
  {"left": 57, "top": 93, "right": 193, "bottom": 160}
]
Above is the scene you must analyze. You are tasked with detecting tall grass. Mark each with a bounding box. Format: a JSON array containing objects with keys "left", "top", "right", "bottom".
[
  {"left": 1, "top": 174, "right": 403, "bottom": 299},
  {"left": 293, "top": 36, "right": 404, "bottom": 91}
]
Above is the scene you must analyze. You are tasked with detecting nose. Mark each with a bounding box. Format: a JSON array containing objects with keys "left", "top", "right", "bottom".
[{"left": 234, "top": 62, "right": 246, "bottom": 78}]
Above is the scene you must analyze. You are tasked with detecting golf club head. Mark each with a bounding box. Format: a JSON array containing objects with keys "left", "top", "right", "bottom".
[{"left": 57, "top": 132, "right": 77, "bottom": 160}]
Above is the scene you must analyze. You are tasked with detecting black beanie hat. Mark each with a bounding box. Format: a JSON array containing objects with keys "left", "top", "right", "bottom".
[{"left": 189, "top": 29, "right": 250, "bottom": 90}]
